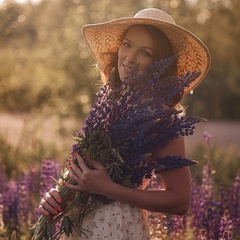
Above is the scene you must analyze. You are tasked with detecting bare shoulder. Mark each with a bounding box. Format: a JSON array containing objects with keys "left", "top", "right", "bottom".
[{"left": 153, "top": 136, "right": 186, "bottom": 158}]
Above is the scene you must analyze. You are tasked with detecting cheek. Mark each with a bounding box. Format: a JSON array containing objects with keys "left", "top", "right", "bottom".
[
  {"left": 118, "top": 46, "right": 126, "bottom": 61},
  {"left": 138, "top": 59, "right": 153, "bottom": 73},
  {"left": 117, "top": 48, "right": 123, "bottom": 65}
]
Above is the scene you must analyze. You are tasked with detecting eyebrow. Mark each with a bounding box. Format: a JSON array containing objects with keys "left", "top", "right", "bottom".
[{"left": 124, "top": 37, "right": 154, "bottom": 53}]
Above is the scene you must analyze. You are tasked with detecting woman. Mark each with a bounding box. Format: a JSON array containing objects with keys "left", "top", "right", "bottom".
[{"left": 38, "top": 8, "right": 210, "bottom": 239}]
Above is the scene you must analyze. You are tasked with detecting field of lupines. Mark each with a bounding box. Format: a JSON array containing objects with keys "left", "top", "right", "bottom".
[{"left": 0, "top": 133, "right": 239, "bottom": 240}]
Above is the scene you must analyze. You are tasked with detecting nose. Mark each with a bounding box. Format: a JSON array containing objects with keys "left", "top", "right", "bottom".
[{"left": 125, "top": 50, "right": 137, "bottom": 64}]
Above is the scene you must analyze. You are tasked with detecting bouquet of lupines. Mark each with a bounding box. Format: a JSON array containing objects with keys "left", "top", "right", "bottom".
[{"left": 31, "top": 55, "right": 203, "bottom": 239}]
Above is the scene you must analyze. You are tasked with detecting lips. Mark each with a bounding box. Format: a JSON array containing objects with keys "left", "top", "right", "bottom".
[
  {"left": 123, "top": 64, "right": 133, "bottom": 73},
  {"left": 121, "top": 64, "right": 133, "bottom": 80},
  {"left": 119, "top": 62, "right": 138, "bottom": 82}
]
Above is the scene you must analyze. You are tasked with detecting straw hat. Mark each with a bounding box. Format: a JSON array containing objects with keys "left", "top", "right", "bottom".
[{"left": 82, "top": 8, "right": 211, "bottom": 94}]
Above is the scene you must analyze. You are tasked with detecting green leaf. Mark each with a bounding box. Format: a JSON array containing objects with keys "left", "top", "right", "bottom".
[
  {"left": 46, "top": 222, "right": 53, "bottom": 238},
  {"left": 61, "top": 216, "right": 75, "bottom": 237}
]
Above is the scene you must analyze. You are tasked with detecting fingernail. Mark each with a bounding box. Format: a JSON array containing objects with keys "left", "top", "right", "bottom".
[
  {"left": 67, "top": 166, "right": 70, "bottom": 170},
  {"left": 57, "top": 207, "right": 62, "bottom": 212},
  {"left": 57, "top": 198, "right": 62, "bottom": 203},
  {"left": 54, "top": 210, "right": 58, "bottom": 215},
  {"left": 74, "top": 153, "right": 77, "bottom": 157},
  {"left": 67, "top": 158, "right": 71, "bottom": 163},
  {"left": 62, "top": 181, "right": 66, "bottom": 186},
  {"left": 45, "top": 211, "right": 49, "bottom": 216}
]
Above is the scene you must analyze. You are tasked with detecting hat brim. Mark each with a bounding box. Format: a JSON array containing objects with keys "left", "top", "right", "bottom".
[{"left": 83, "top": 17, "right": 211, "bottom": 94}]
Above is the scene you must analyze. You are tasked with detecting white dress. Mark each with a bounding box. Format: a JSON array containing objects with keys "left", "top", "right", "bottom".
[
  {"left": 62, "top": 182, "right": 151, "bottom": 240},
  {"left": 62, "top": 201, "right": 151, "bottom": 240}
]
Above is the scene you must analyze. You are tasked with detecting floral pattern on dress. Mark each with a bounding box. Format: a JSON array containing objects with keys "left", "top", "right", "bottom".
[{"left": 62, "top": 201, "right": 151, "bottom": 240}]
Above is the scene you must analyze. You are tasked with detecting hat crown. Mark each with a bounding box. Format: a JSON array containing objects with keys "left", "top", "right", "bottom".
[{"left": 134, "top": 8, "right": 176, "bottom": 25}]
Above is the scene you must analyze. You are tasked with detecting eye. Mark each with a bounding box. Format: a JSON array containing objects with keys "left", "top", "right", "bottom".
[
  {"left": 140, "top": 50, "right": 152, "bottom": 58},
  {"left": 123, "top": 41, "right": 131, "bottom": 48}
]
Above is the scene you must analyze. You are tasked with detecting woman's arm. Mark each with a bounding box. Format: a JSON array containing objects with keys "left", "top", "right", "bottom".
[
  {"left": 67, "top": 135, "right": 191, "bottom": 216},
  {"left": 102, "top": 168, "right": 190, "bottom": 215},
  {"left": 101, "top": 136, "right": 190, "bottom": 215}
]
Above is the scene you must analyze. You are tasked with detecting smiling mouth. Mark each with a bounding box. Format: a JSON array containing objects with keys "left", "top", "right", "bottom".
[{"left": 123, "top": 64, "right": 133, "bottom": 73}]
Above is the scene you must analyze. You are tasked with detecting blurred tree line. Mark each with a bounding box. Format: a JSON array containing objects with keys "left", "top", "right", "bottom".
[{"left": 0, "top": 0, "right": 240, "bottom": 120}]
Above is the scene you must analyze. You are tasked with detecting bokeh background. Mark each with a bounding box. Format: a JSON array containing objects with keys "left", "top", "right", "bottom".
[{"left": 0, "top": 0, "right": 240, "bottom": 239}]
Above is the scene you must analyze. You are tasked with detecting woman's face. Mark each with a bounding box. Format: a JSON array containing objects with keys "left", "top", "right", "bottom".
[{"left": 117, "top": 26, "right": 155, "bottom": 82}]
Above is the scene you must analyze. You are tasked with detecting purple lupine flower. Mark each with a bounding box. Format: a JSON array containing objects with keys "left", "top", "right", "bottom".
[
  {"left": 0, "top": 167, "right": 7, "bottom": 193},
  {"left": 35, "top": 159, "right": 61, "bottom": 214},
  {"left": 0, "top": 193, "right": 5, "bottom": 230},
  {"left": 33, "top": 159, "right": 60, "bottom": 222},
  {"left": 203, "top": 130, "right": 212, "bottom": 142},
  {"left": 3, "top": 179, "right": 19, "bottom": 230},
  {"left": 198, "top": 165, "right": 215, "bottom": 229},
  {"left": 147, "top": 175, "right": 186, "bottom": 239},
  {"left": 211, "top": 184, "right": 230, "bottom": 238},
  {"left": 219, "top": 210, "right": 234, "bottom": 240},
  {"left": 39, "top": 159, "right": 60, "bottom": 198},
  {"left": 170, "top": 215, "right": 186, "bottom": 238},
  {"left": 189, "top": 177, "right": 201, "bottom": 230},
  {"left": 203, "top": 130, "right": 213, "bottom": 148},
  {"left": 17, "top": 171, "right": 37, "bottom": 228},
  {"left": 228, "top": 169, "right": 240, "bottom": 238},
  {"left": 32, "top": 55, "right": 204, "bottom": 239},
  {"left": 147, "top": 174, "right": 161, "bottom": 190},
  {"left": 0, "top": 166, "right": 7, "bottom": 229},
  {"left": 148, "top": 165, "right": 240, "bottom": 239},
  {"left": 28, "top": 167, "right": 40, "bottom": 195},
  {"left": 190, "top": 165, "right": 216, "bottom": 237},
  {"left": 191, "top": 164, "right": 232, "bottom": 239}
]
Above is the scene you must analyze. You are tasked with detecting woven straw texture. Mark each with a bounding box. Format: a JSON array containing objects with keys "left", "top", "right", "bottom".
[{"left": 83, "top": 8, "right": 211, "bottom": 94}]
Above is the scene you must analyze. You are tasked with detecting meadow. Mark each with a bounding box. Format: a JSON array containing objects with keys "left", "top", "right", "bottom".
[
  {"left": 1, "top": 1, "right": 240, "bottom": 239},
  {"left": 0, "top": 118, "right": 239, "bottom": 239}
]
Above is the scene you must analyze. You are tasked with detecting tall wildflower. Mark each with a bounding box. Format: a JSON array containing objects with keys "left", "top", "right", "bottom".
[
  {"left": 4, "top": 180, "right": 18, "bottom": 231},
  {"left": 29, "top": 167, "right": 41, "bottom": 196},
  {"left": 17, "top": 173, "right": 31, "bottom": 226},
  {"left": 0, "top": 166, "right": 6, "bottom": 230},
  {"left": 0, "top": 166, "right": 6, "bottom": 193},
  {"left": 191, "top": 165, "right": 216, "bottom": 238},
  {"left": 195, "top": 131, "right": 216, "bottom": 238},
  {"left": 31, "top": 55, "right": 203, "bottom": 239},
  {"left": 189, "top": 177, "right": 201, "bottom": 230},
  {"left": 148, "top": 175, "right": 187, "bottom": 239},
  {"left": 0, "top": 194, "right": 4, "bottom": 230},
  {"left": 32, "top": 159, "right": 61, "bottom": 235},
  {"left": 39, "top": 159, "right": 60, "bottom": 199},
  {"left": 228, "top": 169, "right": 240, "bottom": 239},
  {"left": 219, "top": 210, "right": 234, "bottom": 240}
]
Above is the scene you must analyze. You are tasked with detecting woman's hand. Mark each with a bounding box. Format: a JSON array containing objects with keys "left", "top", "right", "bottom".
[
  {"left": 38, "top": 155, "right": 111, "bottom": 216},
  {"left": 39, "top": 188, "right": 62, "bottom": 216},
  {"left": 64, "top": 155, "right": 112, "bottom": 195}
]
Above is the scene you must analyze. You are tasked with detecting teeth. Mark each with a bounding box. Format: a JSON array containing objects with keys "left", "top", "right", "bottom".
[{"left": 124, "top": 65, "right": 132, "bottom": 71}]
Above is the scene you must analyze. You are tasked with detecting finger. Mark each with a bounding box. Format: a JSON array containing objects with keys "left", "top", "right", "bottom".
[
  {"left": 41, "top": 192, "right": 62, "bottom": 214},
  {"left": 40, "top": 200, "right": 61, "bottom": 215},
  {"left": 49, "top": 188, "right": 62, "bottom": 203},
  {"left": 76, "top": 154, "right": 89, "bottom": 172},
  {"left": 70, "top": 158, "right": 83, "bottom": 176},
  {"left": 90, "top": 159, "right": 105, "bottom": 170},
  {"left": 39, "top": 204, "right": 49, "bottom": 216},
  {"left": 62, "top": 181, "right": 81, "bottom": 191},
  {"left": 68, "top": 165, "right": 79, "bottom": 182}
]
